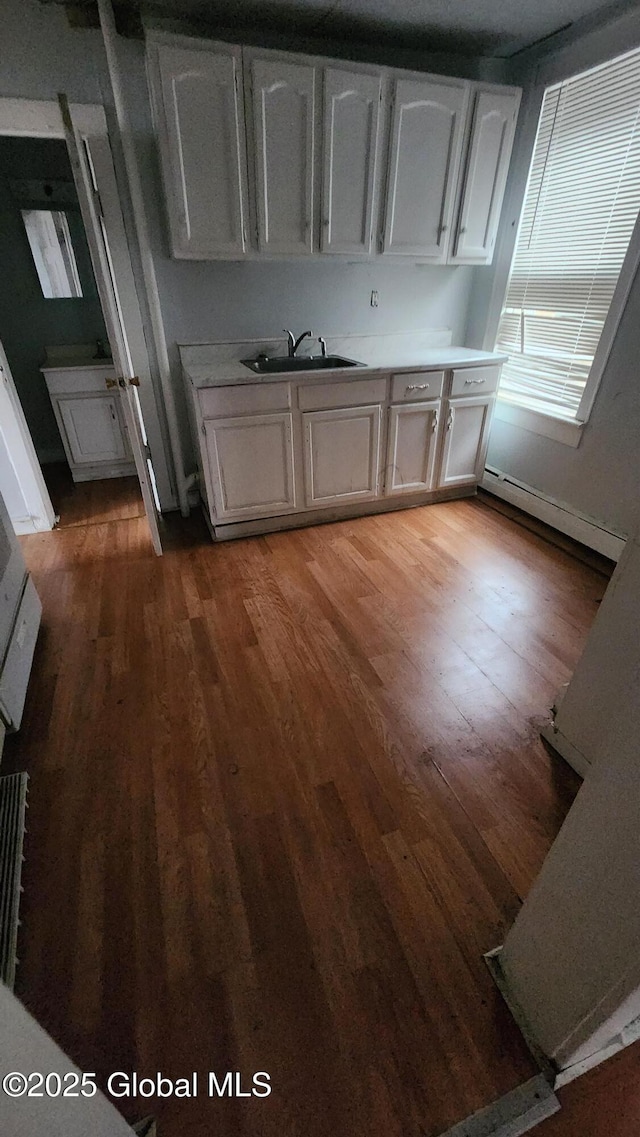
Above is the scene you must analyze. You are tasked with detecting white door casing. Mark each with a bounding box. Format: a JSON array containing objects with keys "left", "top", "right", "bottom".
[
  {"left": 205, "top": 412, "right": 296, "bottom": 519},
  {"left": 383, "top": 77, "right": 468, "bottom": 260},
  {"left": 385, "top": 400, "right": 440, "bottom": 495},
  {"left": 0, "top": 340, "right": 56, "bottom": 535},
  {"left": 321, "top": 68, "right": 381, "bottom": 255},
  {"left": 451, "top": 88, "right": 520, "bottom": 264},
  {"left": 302, "top": 404, "right": 382, "bottom": 506},
  {"left": 249, "top": 56, "right": 316, "bottom": 255},
  {"left": 152, "top": 42, "right": 249, "bottom": 258},
  {"left": 438, "top": 395, "right": 493, "bottom": 487}
]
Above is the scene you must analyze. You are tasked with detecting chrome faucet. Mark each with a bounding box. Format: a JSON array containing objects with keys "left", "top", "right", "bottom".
[{"left": 284, "top": 328, "right": 313, "bottom": 357}]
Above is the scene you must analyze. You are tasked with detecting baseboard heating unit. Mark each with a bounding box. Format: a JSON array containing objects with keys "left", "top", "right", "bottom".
[
  {"left": 482, "top": 466, "right": 626, "bottom": 561},
  {"left": 0, "top": 771, "right": 28, "bottom": 989}
]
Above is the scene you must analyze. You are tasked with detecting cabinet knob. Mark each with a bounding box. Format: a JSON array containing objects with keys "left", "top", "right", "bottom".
[{"left": 105, "top": 378, "right": 118, "bottom": 389}]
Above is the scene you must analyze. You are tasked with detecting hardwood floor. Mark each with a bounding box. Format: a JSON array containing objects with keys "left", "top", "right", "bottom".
[
  {"left": 5, "top": 495, "right": 610, "bottom": 1136},
  {"left": 43, "top": 461, "right": 144, "bottom": 528}
]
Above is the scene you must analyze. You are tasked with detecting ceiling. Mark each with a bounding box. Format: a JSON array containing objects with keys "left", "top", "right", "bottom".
[
  {"left": 52, "top": 0, "right": 627, "bottom": 58},
  {"left": 133, "top": 0, "right": 623, "bottom": 57}
]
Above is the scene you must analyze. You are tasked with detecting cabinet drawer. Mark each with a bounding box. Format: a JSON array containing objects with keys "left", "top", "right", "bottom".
[
  {"left": 298, "top": 377, "right": 387, "bottom": 410},
  {"left": 450, "top": 365, "right": 500, "bottom": 397},
  {"left": 198, "top": 382, "right": 291, "bottom": 418},
  {"left": 391, "top": 371, "right": 444, "bottom": 402}
]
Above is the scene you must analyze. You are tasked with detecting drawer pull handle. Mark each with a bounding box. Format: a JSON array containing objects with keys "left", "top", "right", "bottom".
[
  {"left": 464, "top": 377, "right": 486, "bottom": 385},
  {"left": 432, "top": 413, "right": 438, "bottom": 432},
  {"left": 447, "top": 412, "right": 453, "bottom": 431},
  {"left": 406, "top": 383, "right": 429, "bottom": 392}
]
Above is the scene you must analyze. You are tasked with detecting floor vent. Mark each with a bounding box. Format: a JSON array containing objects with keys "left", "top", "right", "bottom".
[{"left": 0, "top": 772, "right": 29, "bottom": 989}]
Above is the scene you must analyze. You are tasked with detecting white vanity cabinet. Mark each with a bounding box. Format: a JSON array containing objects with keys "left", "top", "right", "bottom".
[
  {"left": 147, "top": 40, "right": 249, "bottom": 259},
  {"left": 41, "top": 364, "right": 135, "bottom": 482},
  {"left": 451, "top": 88, "right": 521, "bottom": 265}
]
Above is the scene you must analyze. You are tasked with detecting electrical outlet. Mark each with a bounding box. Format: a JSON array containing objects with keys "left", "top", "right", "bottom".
[{"left": 370, "top": 290, "right": 379, "bottom": 308}]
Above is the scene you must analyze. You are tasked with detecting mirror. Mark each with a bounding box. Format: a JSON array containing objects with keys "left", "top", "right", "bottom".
[{"left": 21, "top": 209, "right": 83, "bottom": 299}]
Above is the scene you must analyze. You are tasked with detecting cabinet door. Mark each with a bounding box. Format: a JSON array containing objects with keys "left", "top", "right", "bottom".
[
  {"left": 204, "top": 412, "right": 296, "bottom": 520},
  {"left": 153, "top": 43, "right": 248, "bottom": 258},
  {"left": 58, "top": 396, "right": 127, "bottom": 465},
  {"left": 250, "top": 57, "right": 316, "bottom": 255},
  {"left": 385, "top": 400, "right": 440, "bottom": 496},
  {"left": 383, "top": 78, "right": 468, "bottom": 259},
  {"left": 438, "top": 396, "right": 493, "bottom": 488},
  {"left": 303, "top": 405, "right": 381, "bottom": 507},
  {"left": 322, "top": 68, "right": 381, "bottom": 255},
  {"left": 451, "top": 89, "right": 520, "bottom": 264}
]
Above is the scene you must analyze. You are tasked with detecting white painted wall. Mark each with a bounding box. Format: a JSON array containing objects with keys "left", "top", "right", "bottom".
[
  {"left": 465, "top": 4, "right": 640, "bottom": 539},
  {"left": 500, "top": 531, "right": 640, "bottom": 1072},
  {"left": 0, "top": 984, "right": 133, "bottom": 1136}
]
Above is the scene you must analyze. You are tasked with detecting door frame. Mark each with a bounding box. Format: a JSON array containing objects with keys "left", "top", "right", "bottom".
[
  {"left": 0, "top": 97, "right": 176, "bottom": 528},
  {"left": 0, "top": 339, "right": 57, "bottom": 534}
]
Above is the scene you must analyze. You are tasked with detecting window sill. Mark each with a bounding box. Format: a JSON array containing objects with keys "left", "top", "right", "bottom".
[{"left": 493, "top": 399, "right": 584, "bottom": 448}]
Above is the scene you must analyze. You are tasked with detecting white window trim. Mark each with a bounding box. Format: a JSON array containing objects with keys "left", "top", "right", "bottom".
[{"left": 493, "top": 399, "right": 584, "bottom": 446}]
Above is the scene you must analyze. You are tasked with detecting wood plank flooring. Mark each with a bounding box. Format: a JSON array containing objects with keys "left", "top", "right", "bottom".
[
  {"left": 43, "top": 461, "right": 144, "bottom": 528},
  {"left": 5, "top": 495, "right": 610, "bottom": 1136}
]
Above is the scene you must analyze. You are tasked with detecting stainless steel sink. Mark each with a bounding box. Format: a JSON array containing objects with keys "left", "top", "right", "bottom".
[{"left": 241, "top": 354, "right": 363, "bottom": 374}]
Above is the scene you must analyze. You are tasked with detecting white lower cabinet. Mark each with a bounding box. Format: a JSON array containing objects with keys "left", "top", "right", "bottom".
[
  {"left": 385, "top": 400, "right": 440, "bottom": 495},
  {"left": 190, "top": 362, "right": 501, "bottom": 537},
  {"left": 302, "top": 404, "right": 382, "bottom": 507},
  {"left": 42, "top": 363, "right": 135, "bottom": 482},
  {"left": 204, "top": 412, "right": 296, "bottom": 519},
  {"left": 58, "top": 396, "right": 128, "bottom": 466},
  {"left": 438, "top": 395, "right": 493, "bottom": 487}
]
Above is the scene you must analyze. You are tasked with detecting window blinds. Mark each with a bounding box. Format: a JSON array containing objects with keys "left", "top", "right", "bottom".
[{"left": 496, "top": 47, "right": 640, "bottom": 419}]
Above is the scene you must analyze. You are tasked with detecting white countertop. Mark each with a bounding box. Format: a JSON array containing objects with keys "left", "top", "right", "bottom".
[
  {"left": 40, "top": 359, "right": 115, "bottom": 373},
  {"left": 180, "top": 335, "right": 508, "bottom": 388}
]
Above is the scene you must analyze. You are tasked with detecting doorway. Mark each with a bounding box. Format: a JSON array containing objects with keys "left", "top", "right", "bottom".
[
  {"left": 0, "top": 97, "right": 169, "bottom": 554},
  {"left": 0, "top": 135, "right": 146, "bottom": 532}
]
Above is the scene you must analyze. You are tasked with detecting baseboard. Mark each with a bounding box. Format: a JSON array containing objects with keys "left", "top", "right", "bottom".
[
  {"left": 437, "top": 1076, "right": 559, "bottom": 1137},
  {"left": 482, "top": 468, "right": 626, "bottom": 561},
  {"left": 485, "top": 946, "right": 640, "bottom": 1095},
  {"left": 540, "top": 722, "right": 591, "bottom": 778},
  {"left": 554, "top": 1013, "right": 640, "bottom": 1088}
]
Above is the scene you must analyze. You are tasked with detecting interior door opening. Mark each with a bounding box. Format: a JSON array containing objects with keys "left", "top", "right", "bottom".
[
  {"left": 0, "top": 134, "right": 146, "bottom": 534},
  {"left": 0, "top": 99, "right": 164, "bottom": 553}
]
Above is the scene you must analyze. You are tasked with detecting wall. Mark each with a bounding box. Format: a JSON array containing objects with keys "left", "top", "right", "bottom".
[
  {"left": 0, "top": 0, "right": 491, "bottom": 475},
  {"left": 0, "top": 983, "right": 133, "bottom": 1136},
  {"left": 465, "top": 4, "right": 640, "bottom": 539},
  {"left": 0, "top": 136, "right": 108, "bottom": 462},
  {"left": 111, "top": 32, "right": 483, "bottom": 469}
]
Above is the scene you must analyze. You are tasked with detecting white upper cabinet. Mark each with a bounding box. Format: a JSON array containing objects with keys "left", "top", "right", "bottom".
[
  {"left": 383, "top": 77, "right": 469, "bottom": 260},
  {"left": 150, "top": 41, "right": 249, "bottom": 259},
  {"left": 451, "top": 88, "right": 521, "bottom": 264},
  {"left": 248, "top": 56, "right": 316, "bottom": 255},
  {"left": 321, "top": 68, "right": 382, "bottom": 255}
]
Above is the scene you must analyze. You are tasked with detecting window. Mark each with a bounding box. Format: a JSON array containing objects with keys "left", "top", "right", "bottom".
[
  {"left": 495, "top": 47, "right": 640, "bottom": 426},
  {"left": 21, "top": 209, "right": 83, "bottom": 299}
]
